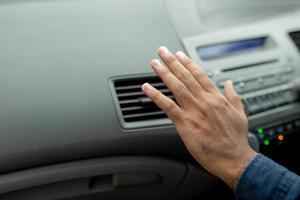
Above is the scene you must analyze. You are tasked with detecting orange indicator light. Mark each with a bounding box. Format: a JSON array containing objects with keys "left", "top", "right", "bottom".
[{"left": 278, "top": 134, "right": 284, "bottom": 141}]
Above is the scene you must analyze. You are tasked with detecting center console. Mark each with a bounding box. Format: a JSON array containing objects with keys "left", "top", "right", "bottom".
[{"left": 179, "top": 12, "right": 300, "bottom": 173}]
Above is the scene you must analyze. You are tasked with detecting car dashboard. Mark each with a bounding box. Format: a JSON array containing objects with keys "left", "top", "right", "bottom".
[{"left": 0, "top": 0, "right": 300, "bottom": 199}]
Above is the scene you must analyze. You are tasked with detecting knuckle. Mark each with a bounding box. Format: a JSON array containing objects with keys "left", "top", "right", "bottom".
[
  {"left": 218, "top": 95, "right": 229, "bottom": 106},
  {"left": 176, "top": 71, "right": 186, "bottom": 81},
  {"left": 202, "top": 100, "right": 212, "bottom": 113},
  {"left": 183, "top": 57, "right": 193, "bottom": 66},
  {"left": 159, "top": 66, "right": 167, "bottom": 75},
  {"left": 151, "top": 90, "right": 160, "bottom": 101},
  {"left": 165, "top": 55, "right": 177, "bottom": 66},
  {"left": 212, "top": 102, "right": 222, "bottom": 111},
  {"left": 178, "top": 71, "right": 193, "bottom": 82},
  {"left": 165, "top": 101, "right": 176, "bottom": 114},
  {"left": 175, "top": 84, "right": 189, "bottom": 99},
  {"left": 210, "top": 96, "right": 227, "bottom": 110},
  {"left": 201, "top": 97, "right": 211, "bottom": 107},
  {"left": 187, "top": 117, "right": 202, "bottom": 130},
  {"left": 194, "top": 68, "right": 206, "bottom": 79},
  {"left": 175, "top": 83, "right": 186, "bottom": 91}
]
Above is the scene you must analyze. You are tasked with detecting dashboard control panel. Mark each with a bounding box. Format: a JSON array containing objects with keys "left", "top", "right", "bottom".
[
  {"left": 217, "top": 64, "right": 295, "bottom": 92},
  {"left": 242, "top": 84, "right": 298, "bottom": 116},
  {"left": 180, "top": 13, "right": 300, "bottom": 170},
  {"left": 252, "top": 115, "right": 300, "bottom": 145}
]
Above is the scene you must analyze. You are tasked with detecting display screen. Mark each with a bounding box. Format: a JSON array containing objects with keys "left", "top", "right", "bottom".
[{"left": 197, "top": 37, "right": 266, "bottom": 60}]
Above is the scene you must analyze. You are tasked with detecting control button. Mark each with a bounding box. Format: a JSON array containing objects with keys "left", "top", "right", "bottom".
[
  {"left": 247, "top": 97, "right": 258, "bottom": 104},
  {"left": 248, "top": 103, "right": 262, "bottom": 112},
  {"left": 272, "top": 91, "right": 287, "bottom": 106},
  {"left": 285, "top": 123, "right": 293, "bottom": 131},
  {"left": 239, "top": 81, "right": 245, "bottom": 89},
  {"left": 246, "top": 97, "right": 263, "bottom": 114},
  {"left": 257, "top": 77, "right": 264, "bottom": 85},
  {"left": 276, "top": 126, "right": 284, "bottom": 134},
  {"left": 266, "top": 129, "right": 275, "bottom": 137},
  {"left": 206, "top": 71, "right": 213, "bottom": 78},
  {"left": 249, "top": 105, "right": 263, "bottom": 114},
  {"left": 258, "top": 94, "right": 274, "bottom": 109},
  {"left": 218, "top": 81, "right": 225, "bottom": 88},
  {"left": 282, "top": 90, "right": 298, "bottom": 103},
  {"left": 267, "top": 93, "right": 277, "bottom": 104}
]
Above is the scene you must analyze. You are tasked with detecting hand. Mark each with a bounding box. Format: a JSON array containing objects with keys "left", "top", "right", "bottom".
[{"left": 141, "top": 47, "right": 257, "bottom": 188}]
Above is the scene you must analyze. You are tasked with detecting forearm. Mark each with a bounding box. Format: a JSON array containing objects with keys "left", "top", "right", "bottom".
[{"left": 234, "top": 153, "right": 300, "bottom": 200}]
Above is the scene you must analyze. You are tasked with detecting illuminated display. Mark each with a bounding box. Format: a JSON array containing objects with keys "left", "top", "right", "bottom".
[{"left": 197, "top": 37, "right": 266, "bottom": 60}]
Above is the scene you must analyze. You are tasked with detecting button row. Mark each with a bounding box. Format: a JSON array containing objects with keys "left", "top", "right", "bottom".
[
  {"left": 255, "top": 118, "right": 300, "bottom": 142},
  {"left": 217, "top": 66, "right": 295, "bottom": 89},
  {"left": 242, "top": 87, "right": 298, "bottom": 115}
]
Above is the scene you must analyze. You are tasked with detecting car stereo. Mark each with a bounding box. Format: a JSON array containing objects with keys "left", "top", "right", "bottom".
[{"left": 180, "top": 14, "right": 300, "bottom": 172}]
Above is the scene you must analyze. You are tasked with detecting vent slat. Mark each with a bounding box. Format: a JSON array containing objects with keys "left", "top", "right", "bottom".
[
  {"left": 117, "top": 89, "right": 171, "bottom": 98},
  {"left": 122, "top": 108, "right": 162, "bottom": 116},
  {"left": 119, "top": 95, "right": 175, "bottom": 106},
  {"left": 115, "top": 82, "right": 166, "bottom": 91},
  {"left": 119, "top": 99, "right": 140, "bottom": 104},
  {"left": 113, "top": 76, "right": 174, "bottom": 124},
  {"left": 121, "top": 106, "right": 156, "bottom": 112},
  {"left": 290, "top": 31, "right": 300, "bottom": 52},
  {"left": 123, "top": 110, "right": 166, "bottom": 119}
]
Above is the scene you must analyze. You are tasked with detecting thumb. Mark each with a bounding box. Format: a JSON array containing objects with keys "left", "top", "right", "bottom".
[{"left": 224, "top": 80, "right": 245, "bottom": 114}]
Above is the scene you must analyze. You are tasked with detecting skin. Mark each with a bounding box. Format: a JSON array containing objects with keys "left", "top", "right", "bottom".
[{"left": 141, "top": 46, "right": 257, "bottom": 188}]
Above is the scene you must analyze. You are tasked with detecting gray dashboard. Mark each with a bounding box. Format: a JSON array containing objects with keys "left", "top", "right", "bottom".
[
  {"left": 0, "top": 0, "right": 300, "bottom": 199},
  {"left": 0, "top": 0, "right": 187, "bottom": 174}
]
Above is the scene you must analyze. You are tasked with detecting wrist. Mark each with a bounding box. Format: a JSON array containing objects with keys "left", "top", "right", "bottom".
[{"left": 220, "top": 147, "right": 257, "bottom": 188}]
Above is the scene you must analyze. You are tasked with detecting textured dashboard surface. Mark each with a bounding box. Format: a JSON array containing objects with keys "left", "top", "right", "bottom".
[{"left": 0, "top": 0, "right": 184, "bottom": 173}]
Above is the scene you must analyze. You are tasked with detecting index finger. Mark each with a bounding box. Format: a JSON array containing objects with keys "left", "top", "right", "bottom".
[{"left": 141, "top": 83, "right": 184, "bottom": 123}]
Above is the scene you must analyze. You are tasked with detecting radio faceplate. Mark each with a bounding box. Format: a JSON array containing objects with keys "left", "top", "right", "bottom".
[
  {"left": 182, "top": 14, "right": 300, "bottom": 173},
  {"left": 241, "top": 84, "right": 298, "bottom": 116},
  {"left": 182, "top": 13, "right": 300, "bottom": 120}
]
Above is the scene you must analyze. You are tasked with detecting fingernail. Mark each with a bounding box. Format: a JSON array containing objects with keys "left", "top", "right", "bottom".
[
  {"left": 176, "top": 51, "right": 188, "bottom": 60},
  {"left": 227, "top": 80, "right": 233, "bottom": 88},
  {"left": 151, "top": 59, "right": 163, "bottom": 70},
  {"left": 142, "top": 83, "right": 151, "bottom": 92},
  {"left": 157, "top": 46, "right": 169, "bottom": 56}
]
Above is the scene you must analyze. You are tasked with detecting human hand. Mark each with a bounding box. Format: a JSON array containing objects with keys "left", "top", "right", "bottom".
[{"left": 141, "top": 47, "right": 257, "bottom": 188}]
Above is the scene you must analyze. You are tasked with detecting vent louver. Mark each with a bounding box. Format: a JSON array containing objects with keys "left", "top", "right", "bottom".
[
  {"left": 289, "top": 31, "right": 300, "bottom": 52},
  {"left": 112, "top": 75, "right": 175, "bottom": 127}
]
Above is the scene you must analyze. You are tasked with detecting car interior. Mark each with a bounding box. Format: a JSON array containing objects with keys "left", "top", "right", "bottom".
[{"left": 0, "top": 0, "right": 300, "bottom": 199}]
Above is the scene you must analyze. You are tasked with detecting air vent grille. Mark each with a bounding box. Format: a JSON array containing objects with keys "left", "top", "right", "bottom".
[
  {"left": 113, "top": 76, "right": 174, "bottom": 123},
  {"left": 289, "top": 31, "right": 300, "bottom": 52}
]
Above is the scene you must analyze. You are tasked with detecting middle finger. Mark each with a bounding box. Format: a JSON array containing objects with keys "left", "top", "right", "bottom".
[
  {"left": 151, "top": 59, "right": 195, "bottom": 110},
  {"left": 157, "top": 46, "right": 205, "bottom": 98}
]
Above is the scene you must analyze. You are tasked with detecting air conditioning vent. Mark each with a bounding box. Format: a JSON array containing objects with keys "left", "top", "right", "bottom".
[
  {"left": 111, "top": 75, "right": 175, "bottom": 128},
  {"left": 289, "top": 30, "right": 300, "bottom": 52}
]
